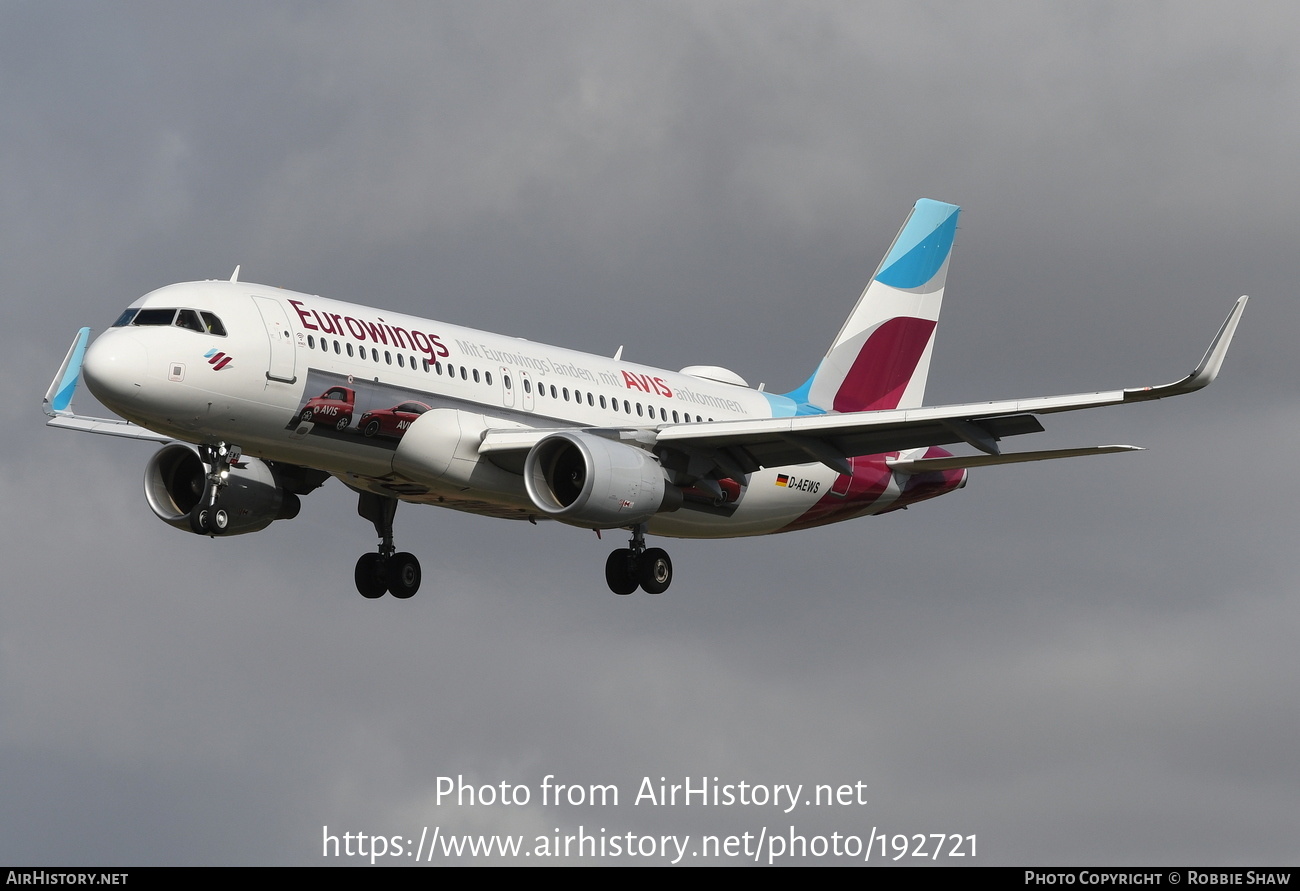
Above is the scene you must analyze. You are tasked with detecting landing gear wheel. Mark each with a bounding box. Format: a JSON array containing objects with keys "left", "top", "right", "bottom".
[
  {"left": 386, "top": 552, "right": 421, "bottom": 598},
  {"left": 638, "top": 547, "right": 672, "bottom": 594},
  {"left": 189, "top": 506, "right": 229, "bottom": 535},
  {"left": 605, "top": 548, "right": 638, "bottom": 596},
  {"left": 354, "top": 553, "right": 387, "bottom": 599}
]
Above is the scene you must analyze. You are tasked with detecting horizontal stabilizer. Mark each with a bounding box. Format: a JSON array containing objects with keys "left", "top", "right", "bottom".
[{"left": 887, "top": 445, "right": 1143, "bottom": 474}]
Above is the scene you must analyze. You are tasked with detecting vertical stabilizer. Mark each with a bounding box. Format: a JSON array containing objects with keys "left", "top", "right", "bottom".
[{"left": 791, "top": 199, "right": 959, "bottom": 413}]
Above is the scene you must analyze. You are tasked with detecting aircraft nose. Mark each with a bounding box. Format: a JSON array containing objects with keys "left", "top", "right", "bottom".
[{"left": 82, "top": 330, "right": 148, "bottom": 409}]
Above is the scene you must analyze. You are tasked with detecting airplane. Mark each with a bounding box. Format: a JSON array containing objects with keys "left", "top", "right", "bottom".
[{"left": 43, "top": 199, "right": 1247, "bottom": 599}]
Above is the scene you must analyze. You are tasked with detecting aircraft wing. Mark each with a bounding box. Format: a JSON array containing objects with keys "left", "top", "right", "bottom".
[{"left": 480, "top": 296, "right": 1246, "bottom": 477}]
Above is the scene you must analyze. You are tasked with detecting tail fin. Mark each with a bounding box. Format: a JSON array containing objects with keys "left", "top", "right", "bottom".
[{"left": 787, "top": 199, "right": 959, "bottom": 413}]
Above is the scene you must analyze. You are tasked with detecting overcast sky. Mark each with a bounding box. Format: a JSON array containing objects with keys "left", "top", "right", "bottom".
[{"left": 3, "top": 1, "right": 1297, "bottom": 866}]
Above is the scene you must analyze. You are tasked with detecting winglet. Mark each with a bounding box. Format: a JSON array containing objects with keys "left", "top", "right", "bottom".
[
  {"left": 1124, "top": 296, "right": 1247, "bottom": 402},
  {"left": 43, "top": 327, "right": 91, "bottom": 416}
]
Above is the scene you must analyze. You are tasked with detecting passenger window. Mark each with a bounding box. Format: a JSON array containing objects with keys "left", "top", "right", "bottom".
[
  {"left": 398, "top": 354, "right": 405, "bottom": 368},
  {"left": 485, "top": 371, "right": 493, "bottom": 386},
  {"left": 347, "top": 343, "right": 354, "bottom": 357},
  {"left": 473, "top": 369, "right": 481, "bottom": 384},
  {"left": 503, "top": 374, "right": 510, "bottom": 390}
]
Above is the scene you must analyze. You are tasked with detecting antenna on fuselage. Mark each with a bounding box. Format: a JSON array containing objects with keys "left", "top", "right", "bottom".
[
  {"left": 613, "top": 345, "right": 623, "bottom": 361},
  {"left": 229, "top": 265, "right": 241, "bottom": 282}
]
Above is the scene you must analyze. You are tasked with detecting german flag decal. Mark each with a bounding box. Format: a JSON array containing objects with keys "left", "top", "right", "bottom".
[{"left": 775, "top": 474, "right": 789, "bottom": 487}]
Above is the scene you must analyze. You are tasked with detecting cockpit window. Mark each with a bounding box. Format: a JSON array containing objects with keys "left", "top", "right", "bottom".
[
  {"left": 133, "top": 308, "right": 177, "bottom": 326},
  {"left": 124, "top": 307, "right": 226, "bottom": 335},
  {"left": 175, "top": 309, "right": 204, "bottom": 332},
  {"left": 200, "top": 312, "right": 226, "bottom": 336}
]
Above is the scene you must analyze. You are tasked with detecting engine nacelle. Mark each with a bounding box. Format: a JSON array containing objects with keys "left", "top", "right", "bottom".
[
  {"left": 524, "top": 431, "right": 681, "bottom": 528},
  {"left": 391, "top": 408, "right": 529, "bottom": 497},
  {"left": 144, "top": 443, "right": 300, "bottom": 535}
]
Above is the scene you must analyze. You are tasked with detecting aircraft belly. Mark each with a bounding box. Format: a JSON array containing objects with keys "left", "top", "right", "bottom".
[{"left": 651, "top": 464, "right": 850, "bottom": 539}]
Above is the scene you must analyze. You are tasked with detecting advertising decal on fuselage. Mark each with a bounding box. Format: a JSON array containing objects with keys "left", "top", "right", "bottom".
[{"left": 287, "top": 369, "right": 435, "bottom": 450}]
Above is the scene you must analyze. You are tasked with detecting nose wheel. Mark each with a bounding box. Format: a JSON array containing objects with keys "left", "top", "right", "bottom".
[
  {"left": 605, "top": 525, "right": 672, "bottom": 595},
  {"left": 354, "top": 493, "right": 422, "bottom": 599},
  {"left": 189, "top": 442, "right": 240, "bottom": 536},
  {"left": 190, "top": 506, "right": 230, "bottom": 535}
]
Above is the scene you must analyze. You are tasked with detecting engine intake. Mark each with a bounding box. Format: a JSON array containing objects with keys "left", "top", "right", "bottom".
[
  {"left": 144, "top": 443, "right": 301, "bottom": 535},
  {"left": 524, "top": 431, "right": 681, "bottom": 528}
]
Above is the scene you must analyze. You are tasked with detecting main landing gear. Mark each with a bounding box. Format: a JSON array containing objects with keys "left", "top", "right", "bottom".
[
  {"left": 188, "top": 442, "right": 240, "bottom": 535},
  {"left": 354, "top": 492, "right": 421, "bottom": 600},
  {"left": 605, "top": 524, "right": 673, "bottom": 596}
]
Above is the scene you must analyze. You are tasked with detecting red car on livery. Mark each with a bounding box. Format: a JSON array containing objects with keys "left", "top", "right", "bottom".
[
  {"left": 299, "top": 386, "right": 355, "bottom": 430},
  {"left": 360, "top": 401, "right": 430, "bottom": 439}
]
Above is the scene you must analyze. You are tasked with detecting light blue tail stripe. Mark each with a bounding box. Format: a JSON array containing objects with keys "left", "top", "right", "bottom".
[
  {"left": 51, "top": 327, "right": 90, "bottom": 413},
  {"left": 776, "top": 368, "right": 827, "bottom": 416},
  {"left": 875, "top": 199, "right": 959, "bottom": 290}
]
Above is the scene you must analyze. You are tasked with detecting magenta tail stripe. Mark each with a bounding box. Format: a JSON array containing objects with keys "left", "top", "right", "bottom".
[{"left": 832, "top": 317, "right": 936, "bottom": 412}]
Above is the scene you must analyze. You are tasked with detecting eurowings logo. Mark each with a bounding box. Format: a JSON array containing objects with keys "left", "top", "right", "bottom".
[{"left": 204, "top": 349, "right": 233, "bottom": 371}]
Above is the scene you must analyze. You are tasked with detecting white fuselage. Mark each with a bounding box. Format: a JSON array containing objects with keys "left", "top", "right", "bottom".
[{"left": 81, "top": 280, "right": 941, "bottom": 538}]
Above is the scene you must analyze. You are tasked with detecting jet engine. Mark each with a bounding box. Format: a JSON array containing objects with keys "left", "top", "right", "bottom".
[
  {"left": 144, "top": 443, "right": 301, "bottom": 535},
  {"left": 524, "top": 431, "right": 681, "bottom": 528}
]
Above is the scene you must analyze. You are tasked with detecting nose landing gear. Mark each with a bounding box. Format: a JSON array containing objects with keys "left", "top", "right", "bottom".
[
  {"left": 605, "top": 524, "right": 673, "bottom": 595},
  {"left": 188, "top": 442, "right": 240, "bottom": 535}
]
